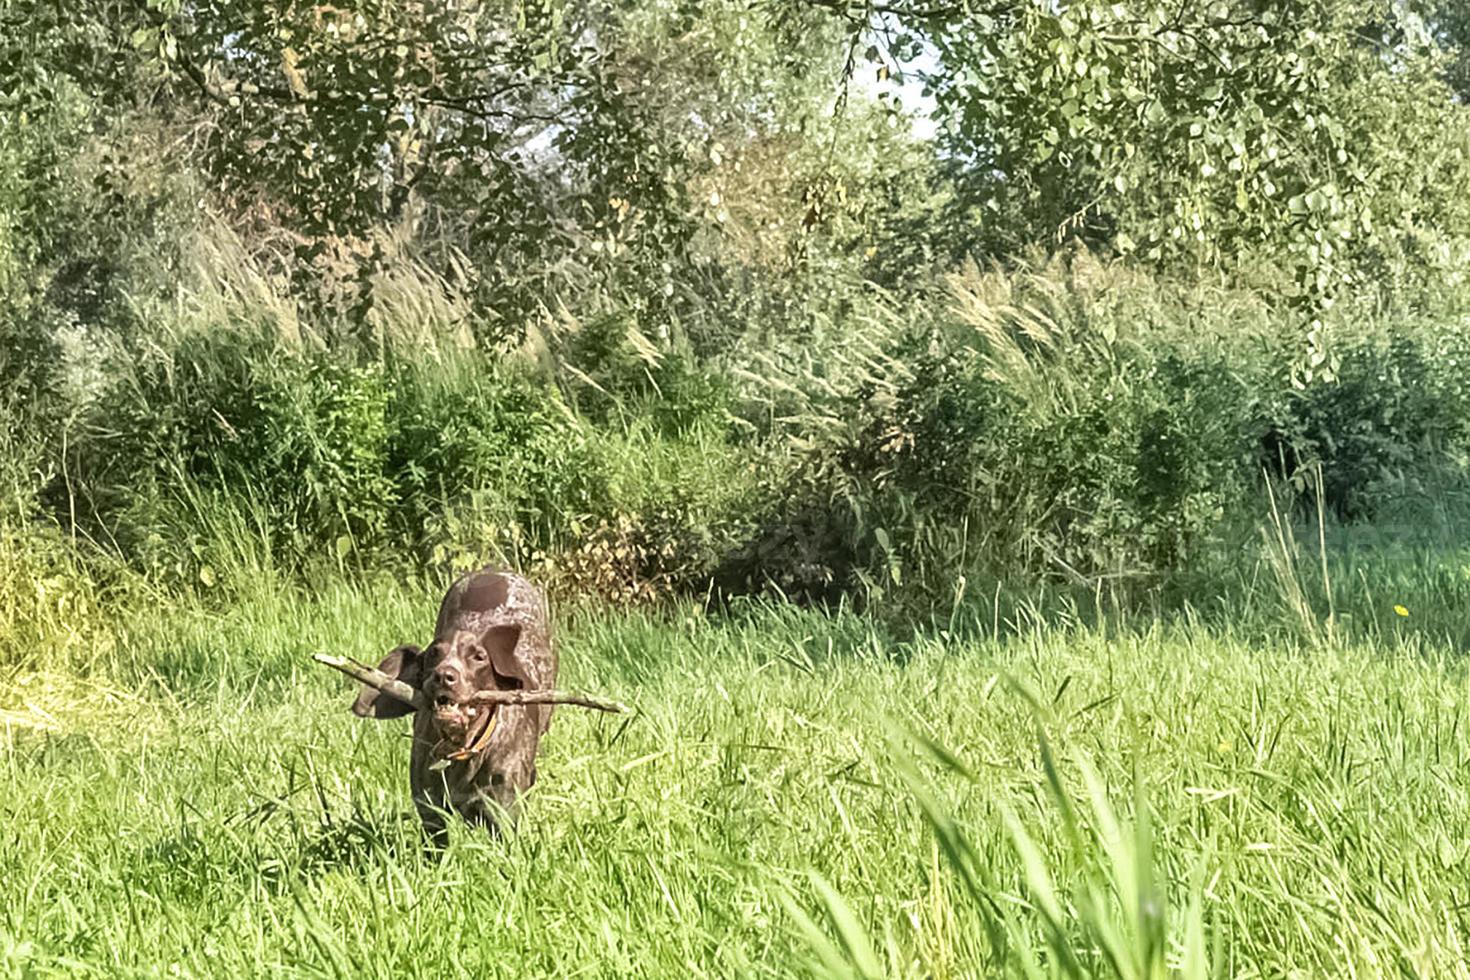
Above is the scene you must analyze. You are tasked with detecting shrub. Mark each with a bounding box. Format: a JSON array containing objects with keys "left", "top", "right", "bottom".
[
  {"left": 723, "top": 256, "right": 1275, "bottom": 604},
  {"left": 0, "top": 523, "right": 114, "bottom": 669},
  {"left": 0, "top": 387, "right": 55, "bottom": 524},
  {"left": 548, "top": 416, "right": 769, "bottom": 602},
  {"left": 15, "top": 239, "right": 1470, "bottom": 614},
  {"left": 386, "top": 353, "right": 609, "bottom": 571},
  {"left": 61, "top": 323, "right": 396, "bottom": 578},
  {"left": 552, "top": 309, "right": 734, "bottom": 437},
  {"left": 838, "top": 336, "right": 1252, "bottom": 599},
  {"left": 1263, "top": 325, "right": 1470, "bottom": 520}
]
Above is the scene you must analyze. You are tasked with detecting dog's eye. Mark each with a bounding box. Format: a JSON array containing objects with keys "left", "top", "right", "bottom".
[{"left": 471, "top": 647, "right": 487, "bottom": 662}]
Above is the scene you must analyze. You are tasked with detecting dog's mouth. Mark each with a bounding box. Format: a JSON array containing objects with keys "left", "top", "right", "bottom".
[{"left": 430, "top": 697, "right": 498, "bottom": 761}]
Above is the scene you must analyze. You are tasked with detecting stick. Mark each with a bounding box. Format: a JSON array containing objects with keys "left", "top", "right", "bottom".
[
  {"left": 467, "top": 689, "right": 629, "bottom": 713},
  {"left": 313, "top": 653, "right": 629, "bottom": 714},
  {"left": 314, "top": 653, "right": 426, "bottom": 710}
]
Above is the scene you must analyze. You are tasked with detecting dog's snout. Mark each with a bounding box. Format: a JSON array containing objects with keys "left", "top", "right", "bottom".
[{"left": 434, "top": 664, "right": 460, "bottom": 689}]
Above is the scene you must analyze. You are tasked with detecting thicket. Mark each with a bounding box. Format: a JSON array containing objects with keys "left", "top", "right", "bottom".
[
  {"left": 3, "top": 0, "right": 1470, "bottom": 645},
  {"left": 5, "top": 234, "right": 1468, "bottom": 616}
]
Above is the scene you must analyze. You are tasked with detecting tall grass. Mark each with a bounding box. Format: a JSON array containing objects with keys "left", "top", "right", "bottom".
[
  {"left": 6, "top": 227, "right": 1470, "bottom": 614},
  {"left": 5, "top": 548, "right": 1470, "bottom": 975}
]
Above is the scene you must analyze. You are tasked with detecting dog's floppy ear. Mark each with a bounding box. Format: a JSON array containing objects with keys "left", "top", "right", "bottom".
[
  {"left": 351, "top": 644, "right": 422, "bottom": 718},
  {"left": 481, "top": 624, "right": 533, "bottom": 687}
]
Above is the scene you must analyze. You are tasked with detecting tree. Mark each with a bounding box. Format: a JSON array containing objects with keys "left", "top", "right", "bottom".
[
  {"left": 1426, "top": 0, "right": 1470, "bottom": 99},
  {"left": 800, "top": 0, "right": 1470, "bottom": 380},
  {"left": 5, "top": 0, "right": 919, "bottom": 342}
]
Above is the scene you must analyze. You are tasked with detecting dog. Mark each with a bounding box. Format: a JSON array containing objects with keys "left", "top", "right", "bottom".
[{"left": 351, "top": 567, "right": 557, "bottom": 845}]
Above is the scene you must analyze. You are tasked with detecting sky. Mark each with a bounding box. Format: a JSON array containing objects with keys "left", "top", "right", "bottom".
[{"left": 853, "top": 23, "right": 942, "bottom": 141}]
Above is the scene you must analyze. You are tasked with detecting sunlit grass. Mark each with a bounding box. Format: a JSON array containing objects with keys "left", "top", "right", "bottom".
[{"left": 4, "top": 555, "right": 1470, "bottom": 976}]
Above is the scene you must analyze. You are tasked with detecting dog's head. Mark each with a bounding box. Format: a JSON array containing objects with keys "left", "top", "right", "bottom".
[{"left": 351, "top": 624, "right": 528, "bottom": 753}]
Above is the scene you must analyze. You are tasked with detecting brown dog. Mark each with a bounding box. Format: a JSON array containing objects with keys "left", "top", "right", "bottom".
[{"left": 351, "top": 568, "right": 557, "bottom": 845}]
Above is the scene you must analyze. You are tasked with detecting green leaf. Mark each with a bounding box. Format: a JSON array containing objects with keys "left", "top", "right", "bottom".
[{"left": 809, "top": 874, "right": 884, "bottom": 979}]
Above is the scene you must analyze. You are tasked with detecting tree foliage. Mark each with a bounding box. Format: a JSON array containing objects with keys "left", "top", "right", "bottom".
[
  {"left": 4, "top": 0, "right": 1470, "bottom": 364},
  {"left": 4, "top": 0, "right": 881, "bottom": 333},
  {"left": 818, "top": 0, "right": 1470, "bottom": 379},
  {"left": 1428, "top": 0, "right": 1470, "bottom": 98}
]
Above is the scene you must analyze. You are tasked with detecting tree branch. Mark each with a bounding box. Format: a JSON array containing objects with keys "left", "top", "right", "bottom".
[
  {"left": 314, "top": 653, "right": 426, "bottom": 709},
  {"left": 794, "top": 0, "right": 1014, "bottom": 23},
  {"left": 313, "top": 653, "right": 630, "bottom": 714}
]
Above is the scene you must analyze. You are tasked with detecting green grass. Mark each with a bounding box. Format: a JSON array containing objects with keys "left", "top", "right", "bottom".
[{"left": 5, "top": 527, "right": 1470, "bottom": 978}]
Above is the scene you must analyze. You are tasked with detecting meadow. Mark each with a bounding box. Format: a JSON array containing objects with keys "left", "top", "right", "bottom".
[
  {"left": 5, "top": 511, "right": 1470, "bottom": 978},
  {"left": 8, "top": 5, "right": 1470, "bottom": 973}
]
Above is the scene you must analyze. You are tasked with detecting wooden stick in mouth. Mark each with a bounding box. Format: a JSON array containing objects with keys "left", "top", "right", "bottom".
[
  {"left": 315, "top": 653, "right": 426, "bottom": 710},
  {"left": 465, "top": 689, "right": 629, "bottom": 712},
  {"left": 313, "top": 653, "right": 630, "bottom": 714}
]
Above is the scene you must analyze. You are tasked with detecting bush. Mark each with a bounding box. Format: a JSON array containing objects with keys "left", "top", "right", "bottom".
[
  {"left": 13, "top": 242, "right": 1470, "bottom": 614},
  {"left": 48, "top": 320, "right": 624, "bottom": 583},
  {"left": 0, "top": 523, "right": 114, "bottom": 669},
  {"left": 0, "top": 387, "right": 56, "bottom": 524},
  {"left": 552, "top": 309, "right": 734, "bottom": 437},
  {"left": 59, "top": 323, "right": 395, "bottom": 579},
  {"left": 730, "top": 259, "right": 1242, "bottom": 601},
  {"left": 545, "top": 416, "right": 768, "bottom": 602},
  {"left": 827, "top": 330, "right": 1253, "bottom": 600},
  {"left": 717, "top": 254, "right": 1470, "bottom": 607},
  {"left": 1264, "top": 325, "right": 1470, "bottom": 519},
  {"left": 386, "top": 353, "right": 608, "bottom": 570}
]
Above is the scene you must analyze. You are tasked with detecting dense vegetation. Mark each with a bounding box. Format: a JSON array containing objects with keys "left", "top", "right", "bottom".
[
  {"left": 4, "top": 0, "right": 1470, "bottom": 974},
  {"left": 8, "top": 561, "right": 1470, "bottom": 976}
]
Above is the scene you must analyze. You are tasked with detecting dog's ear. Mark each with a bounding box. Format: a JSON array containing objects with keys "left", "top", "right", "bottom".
[
  {"left": 480, "top": 624, "right": 533, "bottom": 687},
  {"left": 352, "top": 644, "right": 422, "bottom": 718}
]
